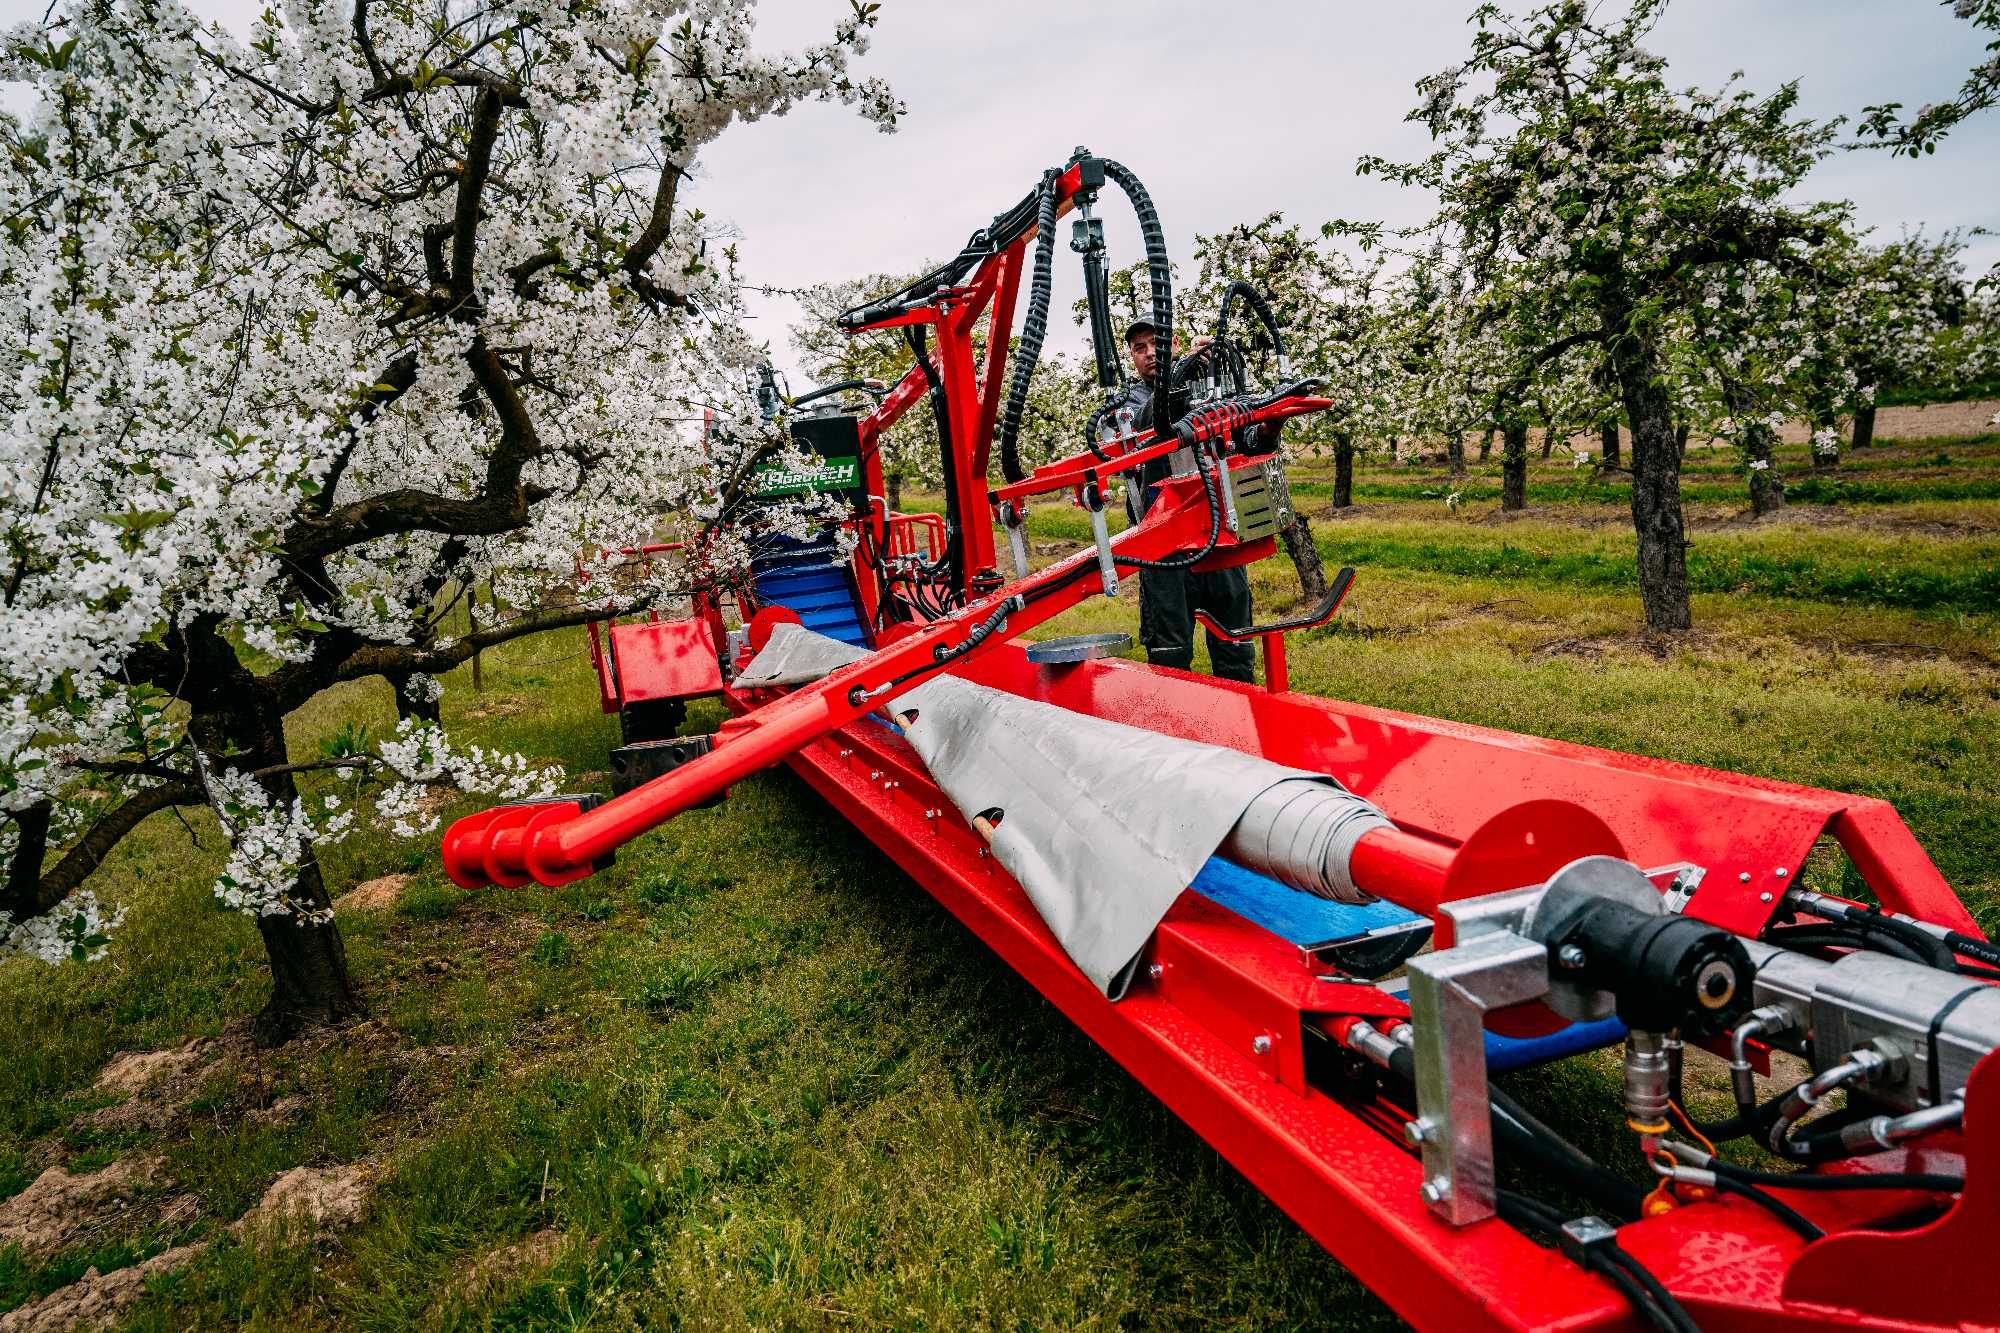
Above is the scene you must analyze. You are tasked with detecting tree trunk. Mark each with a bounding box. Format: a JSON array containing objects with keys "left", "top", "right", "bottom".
[
  {"left": 1745, "top": 425, "right": 1786, "bottom": 517},
  {"left": 1332, "top": 433, "right": 1355, "bottom": 509},
  {"left": 1281, "top": 514, "right": 1329, "bottom": 604},
  {"left": 1501, "top": 420, "right": 1530, "bottom": 511},
  {"left": 388, "top": 669, "right": 442, "bottom": 725},
  {"left": 251, "top": 832, "right": 363, "bottom": 1046},
  {"left": 1479, "top": 425, "right": 1495, "bottom": 462},
  {"left": 1609, "top": 327, "right": 1693, "bottom": 632},
  {"left": 887, "top": 471, "right": 904, "bottom": 512},
  {"left": 1852, "top": 403, "right": 1877, "bottom": 450},
  {"left": 1540, "top": 425, "right": 1557, "bottom": 460},
  {"left": 1599, "top": 416, "right": 1621, "bottom": 466},
  {"left": 197, "top": 683, "right": 364, "bottom": 1046},
  {"left": 1447, "top": 429, "right": 1467, "bottom": 477},
  {"left": 0, "top": 802, "right": 54, "bottom": 922},
  {"left": 1811, "top": 410, "right": 1840, "bottom": 470}
]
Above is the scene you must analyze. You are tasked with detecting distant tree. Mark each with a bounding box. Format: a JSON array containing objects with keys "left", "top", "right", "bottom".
[
  {"left": 1356, "top": 0, "right": 1846, "bottom": 631},
  {"left": 1676, "top": 266, "right": 1816, "bottom": 516},
  {"left": 1826, "top": 231, "right": 1969, "bottom": 450},
  {"left": 1189, "top": 214, "right": 1406, "bottom": 597},
  {"left": 1087, "top": 257, "right": 1191, "bottom": 334},
  {"left": 792, "top": 271, "right": 934, "bottom": 510}
]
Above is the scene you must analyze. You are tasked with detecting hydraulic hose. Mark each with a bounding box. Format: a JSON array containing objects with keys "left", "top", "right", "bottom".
[
  {"left": 997, "top": 171, "right": 1062, "bottom": 484},
  {"left": 1495, "top": 1191, "right": 1698, "bottom": 1333},
  {"left": 838, "top": 184, "right": 1047, "bottom": 329},
  {"left": 1769, "top": 1050, "right": 1889, "bottom": 1160},
  {"left": 1349, "top": 1026, "right": 1647, "bottom": 1223},
  {"left": 1099, "top": 159, "right": 1175, "bottom": 437},
  {"left": 1214, "top": 279, "right": 1287, "bottom": 366},
  {"left": 904, "top": 326, "right": 958, "bottom": 588}
]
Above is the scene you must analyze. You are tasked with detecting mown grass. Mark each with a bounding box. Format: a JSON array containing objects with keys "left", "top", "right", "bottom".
[
  {"left": 1035, "top": 504, "right": 2000, "bottom": 614},
  {"left": 1286, "top": 431, "right": 2000, "bottom": 509},
  {"left": 0, "top": 421, "right": 1995, "bottom": 1329}
]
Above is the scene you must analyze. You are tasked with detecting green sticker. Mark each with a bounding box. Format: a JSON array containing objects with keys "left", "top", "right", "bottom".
[{"left": 752, "top": 455, "right": 861, "bottom": 497}]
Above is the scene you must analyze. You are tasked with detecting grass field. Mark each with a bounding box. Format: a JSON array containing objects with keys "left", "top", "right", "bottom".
[{"left": 1, "top": 428, "right": 1996, "bottom": 1329}]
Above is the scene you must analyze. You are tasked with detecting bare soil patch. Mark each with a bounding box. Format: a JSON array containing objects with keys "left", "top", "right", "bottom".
[
  {"left": 1776, "top": 399, "right": 2000, "bottom": 444},
  {"left": 335, "top": 873, "right": 411, "bottom": 915},
  {"left": 441, "top": 1228, "right": 564, "bottom": 1308},
  {"left": 233, "top": 1163, "right": 372, "bottom": 1241},
  {"left": 0, "top": 1157, "right": 166, "bottom": 1260},
  {"left": 1530, "top": 630, "right": 1691, "bottom": 664},
  {"left": 1700, "top": 503, "right": 2000, "bottom": 538},
  {"left": 0, "top": 1242, "right": 207, "bottom": 1333},
  {"left": 93, "top": 1040, "right": 217, "bottom": 1097},
  {"left": 78, "top": 1029, "right": 254, "bottom": 1133}
]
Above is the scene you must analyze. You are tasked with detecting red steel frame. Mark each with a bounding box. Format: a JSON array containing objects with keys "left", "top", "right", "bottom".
[{"left": 444, "top": 156, "right": 1998, "bottom": 1331}]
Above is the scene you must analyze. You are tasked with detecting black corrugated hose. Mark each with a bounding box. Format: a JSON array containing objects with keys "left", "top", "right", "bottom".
[
  {"left": 996, "top": 171, "right": 1062, "bottom": 485},
  {"left": 1214, "top": 279, "right": 1286, "bottom": 362},
  {"left": 1100, "top": 159, "right": 1176, "bottom": 439}
]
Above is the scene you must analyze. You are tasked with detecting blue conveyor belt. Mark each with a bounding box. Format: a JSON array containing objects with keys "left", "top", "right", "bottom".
[
  {"left": 1188, "top": 856, "right": 1625, "bottom": 1071},
  {"left": 750, "top": 534, "right": 870, "bottom": 648}
]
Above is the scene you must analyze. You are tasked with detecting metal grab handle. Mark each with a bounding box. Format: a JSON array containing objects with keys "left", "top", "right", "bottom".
[{"left": 1191, "top": 566, "right": 1355, "bottom": 643}]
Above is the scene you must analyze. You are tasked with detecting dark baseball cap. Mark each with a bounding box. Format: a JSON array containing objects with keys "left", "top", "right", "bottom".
[{"left": 1123, "top": 317, "right": 1160, "bottom": 344}]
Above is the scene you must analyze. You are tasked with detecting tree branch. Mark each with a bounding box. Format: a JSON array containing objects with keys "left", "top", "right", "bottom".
[
  {"left": 622, "top": 165, "right": 681, "bottom": 283},
  {"left": 330, "top": 597, "right": 645, "bottom": 684},
  {"left": 30, "top": 783, "right": 207, "bottom": 913},
  {"left": 313, "top": 349, "right": 420, "bottom": 514},
  {"left": 450, "top": 87, "right": 506, "bottom": 302}
]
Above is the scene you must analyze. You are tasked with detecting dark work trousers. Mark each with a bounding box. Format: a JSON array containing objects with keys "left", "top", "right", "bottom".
[{"left": 1137, "top": 563, "right": 1258, "bottom": 683}]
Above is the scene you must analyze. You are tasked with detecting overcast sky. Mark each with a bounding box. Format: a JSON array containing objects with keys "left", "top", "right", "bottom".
[
  {"left": 6, "top": 0, "right": 1994, "bottom": 380},
  {"left": 692, "top": 0, "right": 2000, "bottom": 378}
]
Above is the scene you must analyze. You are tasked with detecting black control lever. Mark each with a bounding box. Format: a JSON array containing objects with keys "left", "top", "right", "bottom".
[{"left": 1192, "top": 567, "right": 1356, "bottom": 643}]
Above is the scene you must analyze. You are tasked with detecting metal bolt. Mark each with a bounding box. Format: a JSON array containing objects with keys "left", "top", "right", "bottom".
[
  {"left": 1420, "top": 1177, "right": 1453, "bottom": 1204},
  {"left": 1147, "top": 963, "right": 1165, "bottom": 980},
  {"left": 1557, "top": 943, "right": 1587, "bottom": 970},
  {"left": 1403, "top": 1117, "right": 1435, "bottom": 1148},
  {"left": 1739, "top": 871, "right": 1753, "bottom": 884},
  {"left": 1760, "top": 891, "right": 1774, "bottom": 903},
  {"left": 837, "top": 748, "right": 853, "bottom": 759},
  {"left": 1775, "top": 867, "right": 1790, "bottom": 878},
  {"left": 1251, "top": 1034, "right": 1273, "bottom": 1056},
  {"left": 869, "top": 770, "right": 882, "bottom": 781}
]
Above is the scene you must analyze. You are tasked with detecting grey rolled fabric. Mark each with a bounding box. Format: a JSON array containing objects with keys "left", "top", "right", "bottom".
[
  {"left": 735, "top": 624, "right": 1392, "bottom": 998},
  {"left": 1221, "top": 780, "right": 1391, "bottom": 905}
]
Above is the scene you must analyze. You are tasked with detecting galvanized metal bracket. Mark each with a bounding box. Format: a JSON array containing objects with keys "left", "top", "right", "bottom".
[
  {"left": 1405, "top": 927, "right": 1550, "bottom": 1226},
  {"left": 1000, "top": 500, "right": 1030, "bottom": 581}
]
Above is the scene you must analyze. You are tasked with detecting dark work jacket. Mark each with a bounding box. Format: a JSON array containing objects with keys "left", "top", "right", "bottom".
[{"left": 1107, "top": 380, "right": 1175, "bottom": 521}]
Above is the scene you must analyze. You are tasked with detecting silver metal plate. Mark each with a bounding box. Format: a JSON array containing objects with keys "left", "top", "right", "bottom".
[{"left": 1025, "top": 632, "right": 1133, "bottom": 665}]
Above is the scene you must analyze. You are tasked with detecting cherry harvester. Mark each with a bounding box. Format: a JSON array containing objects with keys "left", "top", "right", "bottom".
[{"left": 440, "top": 151, "right": 2000, "bottom": 1331}]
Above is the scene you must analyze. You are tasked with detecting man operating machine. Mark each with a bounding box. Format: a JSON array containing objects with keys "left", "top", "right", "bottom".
[{"left": 1106, "top": 315, "right": 1258, "bottom": 682}]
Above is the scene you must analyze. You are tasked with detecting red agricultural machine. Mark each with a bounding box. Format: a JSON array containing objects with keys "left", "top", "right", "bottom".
[{"left": 442, "top": 152, "right": 2000, "bottom": 1331}]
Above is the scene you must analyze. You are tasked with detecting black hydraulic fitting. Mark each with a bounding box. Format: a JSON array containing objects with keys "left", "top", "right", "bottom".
[{"left": 1537, "top": 885, "right": 1755, "bottom": 1037}]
